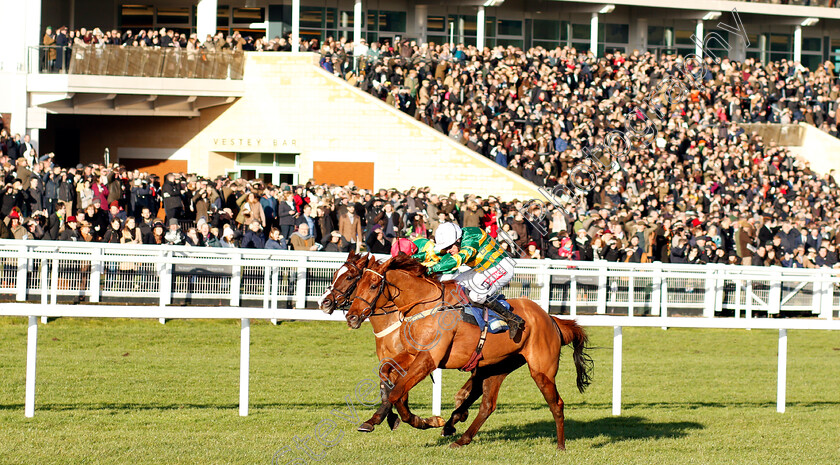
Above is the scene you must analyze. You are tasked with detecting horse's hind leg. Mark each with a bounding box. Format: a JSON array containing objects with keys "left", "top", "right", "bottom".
[
  {"left": 442, "top": 374, "right": 482, "bottom": 437},
  {"left": 531, "top": 370, "right": 566, "bottom": 450},
  {"left": 449, "top": 372, "right": 506, "bottom": 448},
  {"left": 450, "top": 357, "right": 524, "bottom": 447}
]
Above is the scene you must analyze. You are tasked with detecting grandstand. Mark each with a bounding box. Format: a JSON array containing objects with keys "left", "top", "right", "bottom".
[
  {"left": 4, "top": 1, "right": 840, "bottom": 463},
  {"left": 0, "top": 0, "right": 837, "bottom": 266}
]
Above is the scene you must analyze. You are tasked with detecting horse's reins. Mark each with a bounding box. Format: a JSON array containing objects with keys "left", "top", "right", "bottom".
[{"left": 354, "top": 268, "right": 452, "bottom": 338}]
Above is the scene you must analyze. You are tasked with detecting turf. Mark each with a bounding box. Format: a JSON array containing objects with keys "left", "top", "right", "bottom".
[{"left": 0, "top": 317, "right": 839, "bottom": 465}]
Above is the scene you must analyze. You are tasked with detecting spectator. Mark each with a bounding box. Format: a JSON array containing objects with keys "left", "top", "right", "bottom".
[
  {"left": 161, "top": 173, "right": 184, "bottom": 222},
  {"left": 8, "top": 211, "right": 26, "bottom": 239},
  {"left": 59, "top": 216, "right": 80, "bottom": 241},
  {"left": 265, "top": 228, "right": 287, "bottom": 250},
  {"left": 79, "top": 221, "right": 94, "bottom": 242},
  {"left": 236, "top": 191, "right": 266, "bottom": 228},
  {"left": 123, "top": 217, "right": 141, "bottom": 244},
  {"left": 220, "top": 225, "right": 237, "bottom": 248},
  {"left": 366, "top": 225, "right": 391, "bottom": 254},
  {"left": 44, "top": 202, "right": 65, "bottom": 240},
  {"left": 102, "top": 218, "right": 122, "bottom": 243},
  {"left": 323, "top": 230, "right": 344, "bottom": 252},
  {"left": 276, "top": 190, "right": 297, "bottom": 240},
  {"left": 241, "top": 221, "right": 266, "bottom": 249},
  {"left": 164, "top": 218, "right": 186, "bottom": 245},
  {"left": 151, "top": 221, "right": 165, "bottom": 245},
  {"left": 290, "top": 223, "right": 318, "bottom": 251},
  {"left": 339, "top": 204, "right": 362, "bottom": 252}
]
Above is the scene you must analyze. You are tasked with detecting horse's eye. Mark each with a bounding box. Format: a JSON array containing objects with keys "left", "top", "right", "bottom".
[{"left": 370, "top": 282, "right": 379, "bottom": 289}]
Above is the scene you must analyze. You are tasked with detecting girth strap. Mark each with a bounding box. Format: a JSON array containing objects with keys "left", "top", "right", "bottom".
[{"left": 461, "top": 306, "right": 489, "bottom": 372}]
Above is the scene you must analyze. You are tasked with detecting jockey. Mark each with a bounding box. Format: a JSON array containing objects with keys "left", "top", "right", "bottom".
[{"left": 428, "top": 222, "right": 524, "bottom": 339}]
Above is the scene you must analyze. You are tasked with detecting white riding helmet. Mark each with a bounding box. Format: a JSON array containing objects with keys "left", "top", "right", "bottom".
[{"left": 434, "top": 222, "right": 462, "bottom": 253}]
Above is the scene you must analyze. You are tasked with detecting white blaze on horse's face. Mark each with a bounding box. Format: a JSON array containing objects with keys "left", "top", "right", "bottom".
[{"left": 318, "top": 264, "right": 348, "bottom": 309}]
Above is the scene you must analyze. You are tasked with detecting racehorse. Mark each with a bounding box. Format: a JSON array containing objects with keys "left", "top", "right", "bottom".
[
  {"left": 345, "top": 254, "right": 593, "bottom": 449},
  {"left": 317, "top": 251, "right": 479, "bottom": 432}
]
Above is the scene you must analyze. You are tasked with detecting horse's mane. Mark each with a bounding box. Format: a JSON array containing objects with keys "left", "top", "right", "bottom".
[{"left": 385, "top": 253, "right": 428, "bottom": 277}]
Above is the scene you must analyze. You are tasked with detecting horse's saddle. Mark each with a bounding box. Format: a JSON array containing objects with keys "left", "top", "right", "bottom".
[{"left": 459, "top": 298, "right": 512, "bottom": 334}]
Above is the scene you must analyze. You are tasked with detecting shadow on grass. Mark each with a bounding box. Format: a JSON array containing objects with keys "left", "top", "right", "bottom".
[
  {"left": 3, "top": 399, "right": 840, "bottom": 413},
  {"left": 434, "top": 416, "right": 703, "bottom": 448}
]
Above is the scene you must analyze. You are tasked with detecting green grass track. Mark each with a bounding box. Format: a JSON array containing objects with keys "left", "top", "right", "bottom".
[{"left": 1, "top": 317, "right": 839, "bottom": 464}]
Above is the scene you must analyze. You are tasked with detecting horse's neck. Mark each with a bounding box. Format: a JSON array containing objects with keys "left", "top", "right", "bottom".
[
  {"left": 367, "top": 307, "right": 402, "bottom": 335},
  {"left": 390, "top": 271, "right": 455, "bottom": 317}
]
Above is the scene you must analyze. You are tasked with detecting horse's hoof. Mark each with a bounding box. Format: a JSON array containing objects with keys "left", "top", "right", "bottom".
[
  {"left": 387, "top": 413, "right": 401, "bottom": 431},
  {"left": 557, "top": 444, "right": 566, "bottom": 451},
  {"left": 441, "top": 425, "right": 456, "bottom": 437},
  {"left": 357, "top": 423, "right": 374, "bottom": 433},
  {"left": 449, "top": 442, "right": 462, "bottom": 449},
  {"left": 426, "top": 416, "right": 445, "bottom": 428}
]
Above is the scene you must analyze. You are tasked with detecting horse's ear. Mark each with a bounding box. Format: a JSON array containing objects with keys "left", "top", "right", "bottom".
[
  {"left": 347, "top": 249, "right": 356, "bottom": 260},
  {"left": 379, "top": 256, "right": 395, "bottom": 271}
]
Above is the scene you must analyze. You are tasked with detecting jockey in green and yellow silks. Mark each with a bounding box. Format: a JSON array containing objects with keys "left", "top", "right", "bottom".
[
  {"left": 411, "top": 237, "right": 442, "bottom": 268},
  {"left": 429, "top": 223, "right": 524, "bottom": 339}
]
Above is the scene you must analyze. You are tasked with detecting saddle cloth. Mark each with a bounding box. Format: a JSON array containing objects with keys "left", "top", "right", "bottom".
[{"left": 459, "top": 297, "right": 512, "bottom": 334}]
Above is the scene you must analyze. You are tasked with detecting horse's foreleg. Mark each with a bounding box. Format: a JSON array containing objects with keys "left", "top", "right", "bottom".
[
  {"left": 388, "top": 352, "right": 443, "bottom": 430},
  {"left": 358, "top": 351, "right": 414, "bottom": 432}
]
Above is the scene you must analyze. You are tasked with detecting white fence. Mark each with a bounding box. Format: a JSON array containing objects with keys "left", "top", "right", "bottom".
[
  {"left": 1, "top": 240, "right": 838, "bottom": 320},
  {"left": 2, "top": 240, "right": 840, "bottom": 419}
]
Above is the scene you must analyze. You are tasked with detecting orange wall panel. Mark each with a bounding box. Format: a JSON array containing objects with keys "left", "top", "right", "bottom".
[
  {"left": 313, "top": 161, "right": 374, "bottom": 190},
  {"left": 120, "top": 158, "right": 189, "bottom": 178}
]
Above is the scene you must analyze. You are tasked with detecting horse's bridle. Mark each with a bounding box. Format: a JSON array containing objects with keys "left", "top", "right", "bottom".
[
  {"left": 352, "top": 268, "right": 402, "bottom": 321},
  {"left": 352, "top": 268, "right": 448, "bottom": 322},
  {"left": 326, "top": 259, "right": 365, "bottom": 311}
]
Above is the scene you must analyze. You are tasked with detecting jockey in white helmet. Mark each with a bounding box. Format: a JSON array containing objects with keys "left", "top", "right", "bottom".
[{"left": 427, "top": 222, "right": 524, "bottom": 339}]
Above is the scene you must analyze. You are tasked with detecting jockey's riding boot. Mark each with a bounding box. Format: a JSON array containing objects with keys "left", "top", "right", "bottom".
[{"left": 484, "top": 299, "right": 524, "bottom": 340}]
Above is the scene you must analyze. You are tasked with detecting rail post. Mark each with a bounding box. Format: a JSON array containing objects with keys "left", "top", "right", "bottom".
[
  {"left": 432, "top": 368, "right": 442, "bottom": 416},
  {"left": 612, "top": 325, "right": 622, "bottom": 416},
  {"left": 25, "top": 315, "right": 38, "bottom": 417},
  {"left": 16, "top": 243, "right": 28, "bottom": 302},
  {"left": 597, "top": 271, "right": 607, "bottom": 314},
  {"left": 295, "top": 256, "right": 307, "bottom": 309},
  {"left": 777, "top": 328, "right": 787, "bottom": 413},
  {"left": 539, "top": 260, "right": 551, "bottom": 310},
  {"left": 90, "top": 247, "right": 102, "bottom": 303},
  {"left": 159, "top": 250, "right": 172, "bottom": 323},
  {"left": 230, "top": 252, "right": 242, "bottom": 307},
  {"left": 703, "top": 266, "right": 716, "bottom": 318},
  {"left": 651, "top": 267, "right": 662, "bottom": 317},
  {"left": 240, "top": 317, "right": 250, "bottom": 416},
  {"left": 821, "top": 276, "right": 834, "bottom": 320},
  {"left": 50, "top": 258, "right": 59, "bottom": 306},
  {"left": 769, "top": 266, "right": 782, "bottom": 315}
]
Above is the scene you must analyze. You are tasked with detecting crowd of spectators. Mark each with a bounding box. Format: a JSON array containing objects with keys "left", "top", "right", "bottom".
[
  {"left": 0, "top": 137, "right": 839, "bottom": 270},
  {"left": 324, "top": 39, "right": 840, "bottom": 149},
  {"left": 41, "top": 25, "right": 328, "bottom": 71},
  {"left": 24, "top": 31, "right": 840, "bottom": 269}
]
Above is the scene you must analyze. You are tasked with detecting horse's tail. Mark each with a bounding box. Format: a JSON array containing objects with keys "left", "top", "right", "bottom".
[{"left": 551, "top": 316, "right": 593, "bottom": 393}]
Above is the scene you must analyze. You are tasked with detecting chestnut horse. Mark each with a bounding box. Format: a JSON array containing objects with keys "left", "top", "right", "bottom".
[
  {"left": 346, "top": 254, "right": 593, "bottom": 449},
  {"left": 317, "top": 251, "right": 478, "bottom": 432}
]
